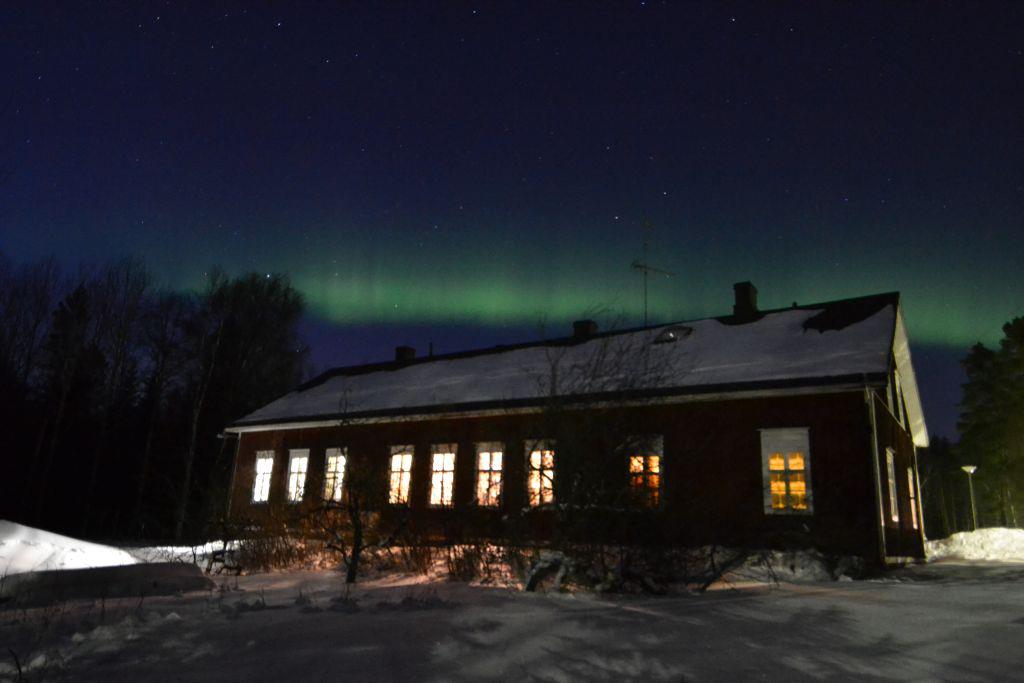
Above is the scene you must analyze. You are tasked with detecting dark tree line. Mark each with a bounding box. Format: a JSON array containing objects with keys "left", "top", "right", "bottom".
[
  {"left": 920, "top": 315, "right": 1024, "bottom": 536},
  {"left": 0, "top": 252, "right": 309, "bottom": 542},
  {"left": 957, "top": 317, "right": 1024, "bottom": 528}
]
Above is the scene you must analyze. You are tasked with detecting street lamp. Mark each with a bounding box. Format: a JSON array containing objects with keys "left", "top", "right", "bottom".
[{"left": 961, "top": 465, "right": 978, "bottom": 531}]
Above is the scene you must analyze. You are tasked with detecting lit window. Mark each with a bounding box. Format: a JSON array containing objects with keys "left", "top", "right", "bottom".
[
  {"left": 476, "top": 442, "right": 504, "bottom": 507},
  {"left": 907, "top": 467, "right": 919, "bottom": 530},
  {"left": 628, "top": 435, "right": 663, "bottom": 507},
  {"left": 389, "top": 446, "right": 413, "bottom": 505},
  {"left": 323, "top": 447, "right": 347, "bottom": 503},
  {"left": 886, "top": 448, "right": 899, "bottom": 523},
  {"left": 252, "top": 451, "right": 274, "bottom": 503},
  {"left": 287, "top": 449, "right": 309, "bottom": 502},
  {"left": 760, "top": 428, "right": 812, "bottom": 514},
  {"left": 430, "top": 444, "right": 457, "bottom": 507},
  {"left": 527, "top": 440, "right": 555, "bottom": 506}
]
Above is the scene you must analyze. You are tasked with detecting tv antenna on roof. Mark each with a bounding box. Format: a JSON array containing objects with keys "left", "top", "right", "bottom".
[{"left": 631, "top": 219, "right": 675, "bottom": 327}]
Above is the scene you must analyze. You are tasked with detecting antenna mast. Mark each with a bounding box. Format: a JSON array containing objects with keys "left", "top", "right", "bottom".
[{"left": 630, "top": 219, "right": 675, "bottom": 327}]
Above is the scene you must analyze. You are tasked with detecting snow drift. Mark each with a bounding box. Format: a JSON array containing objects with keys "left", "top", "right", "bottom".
[
  {"left": 926, "top": 527, "right": 1024, "bottom": 562},
  {"left": 0, "top": 520, "right": 138, "bottom": 576}
]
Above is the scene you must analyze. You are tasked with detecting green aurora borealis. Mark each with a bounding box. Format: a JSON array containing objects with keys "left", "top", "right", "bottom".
[
  {"left": 150, "top": 214, "right": 1020, "bottom": 350},
  {"left": 4, "top": 2, "right": 1022, "bottom": 439}
]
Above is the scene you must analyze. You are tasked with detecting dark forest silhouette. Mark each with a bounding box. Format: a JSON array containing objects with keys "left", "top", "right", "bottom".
[
  {"left": 0, "top": 252, "right": 309, "bottom": 542},
  {"left": 919, "top": 317, "right": 1024, "bottom": 535},
  {"left": 2, "top": 249, "right": 1019, "bottom": 546}
]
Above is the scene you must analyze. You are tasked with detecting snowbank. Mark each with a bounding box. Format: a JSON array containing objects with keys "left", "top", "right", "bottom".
[
  {"left": 127, "top": 541, "right": 232, "bottom": 565},
  {"left": 926, "top": 528, "right": 1024, "bottom": 562},
  {"left": 0, "top": 520, "right": 138, "bottom": 576}
]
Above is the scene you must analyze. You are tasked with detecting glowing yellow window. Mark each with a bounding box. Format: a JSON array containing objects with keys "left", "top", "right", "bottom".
[
  {"left": 527, "top": 441, "right": 555, "bottom": 506},
  {"left": 389, "top": 446, "right": 413, "bottom": 505},
  {"left": 476, "top": 443, "right": 503, "bottom": 507},
  {"left": 629, "top": 450, "right": 662, "bottom": 507},
  {"left": 907, "top": 467, "right": 919, "bottom": 530},
  {"left": 323, "top": 448, "right": 347, "bottom": 502},
  {"left": 286, "top": 450, "right": 309, "bottom": 502},
  {"left": 252, "top": 451, "right": 275, "bottom": 503},
  {"left": 430, "top": 445, "right": 456, "bottom": 507},
  {"left": 885, "top": 448, "right": 901, "bottom": 523},
  {"left": 760, "top": 429, "right": 813, "bottom": 514}
]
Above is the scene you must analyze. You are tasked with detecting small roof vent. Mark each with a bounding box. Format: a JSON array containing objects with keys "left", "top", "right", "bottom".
[{"left": 654, "top": 325, "right": 693, "bottom": 344}]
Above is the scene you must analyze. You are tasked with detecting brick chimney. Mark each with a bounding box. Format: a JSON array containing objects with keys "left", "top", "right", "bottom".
[
  {"left": 733, "top": 282, "right": 759, "bottom": 321},
  {"left": 394, "top": 345, "right": 416, "bottom": 363},
  {"left": 572, "top": 319, "right": 598, "bottom": 339}
]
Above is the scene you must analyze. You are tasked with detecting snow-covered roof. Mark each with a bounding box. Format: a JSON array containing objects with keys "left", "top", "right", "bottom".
[{"left": 231, "top": 292, "right": 927, "bottom": 446}]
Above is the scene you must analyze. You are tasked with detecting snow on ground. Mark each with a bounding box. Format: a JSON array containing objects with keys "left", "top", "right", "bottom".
[
  {"left": 0, "top": 521, "right": 137, "bottom": 576},
  {"left": 4, "top": 561, "right": 1024, "bottom": 682},
  {"left": 6, "top": 522, "right": 1024, "bottom": 680},
  {"left": 926, "top": 527, "right": 1024, "bottom": 561}
]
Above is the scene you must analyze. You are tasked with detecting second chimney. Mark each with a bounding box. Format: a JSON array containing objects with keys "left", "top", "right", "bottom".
[
  {"left": 733, "top": 282, "right": 759, "bottom": 321},
  {"left": 572, "top": 319, "right": 599, "bottom": 339},
  {"left": 395, "top": 345, "right": 416, "bottom": 363}
]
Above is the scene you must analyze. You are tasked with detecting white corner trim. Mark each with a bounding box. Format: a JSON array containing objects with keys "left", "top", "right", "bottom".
[{"left": 893, "top": 305, "right": 929, "bottom": 448}]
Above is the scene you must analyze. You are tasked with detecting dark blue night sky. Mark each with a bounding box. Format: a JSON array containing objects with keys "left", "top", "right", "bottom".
[{"left": 3, "top": 2, "right": 1022, "bottom": 438}]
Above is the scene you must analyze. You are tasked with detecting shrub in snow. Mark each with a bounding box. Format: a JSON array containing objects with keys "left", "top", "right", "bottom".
[
  {"left": 375, "top": 589, "right": 454, "bottom": 611},
  {"left": 328, "top": 594, "right": 361, "bottom": 613},
  {"left": 520, "top": 544, "right": 862, "bottom": 593}
]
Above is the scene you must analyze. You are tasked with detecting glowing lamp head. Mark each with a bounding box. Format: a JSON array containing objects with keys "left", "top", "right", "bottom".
[{"left": 961, "top": 465, "right": 977, "bottom": 475}]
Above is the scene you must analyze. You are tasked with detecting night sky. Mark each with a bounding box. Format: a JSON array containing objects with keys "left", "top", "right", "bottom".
[{"left": 3, "top": 3, "right": 1022, "bottom": 438}]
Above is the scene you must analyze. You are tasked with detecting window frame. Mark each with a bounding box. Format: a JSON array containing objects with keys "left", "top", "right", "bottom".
[
  {"left": 907, "top": 466, "right": 919, "bottom": 530},
  {"left": 388, "top": 445, "right": 414, "bottom": 505},
  {"left": 252, "top": 450, "right": 275, "bottom": 503},
  {"left": 286, "top": 449, "right": 310, "bottom": 503},
  {"left": 626, "top": 434, "right": 663, "bottom": 508},
  {"left": 475, "top": 441, "right": 504, "bottom": 507},
  {"left": 323, "top": 447, "right": 347, "bottom": 503},
  {"left": 429, "top": 443, "right": 457, "bottom": 508},
  {"left": 525, "top": 439, "right": 556, "bottom": 507},
  {"left": 760, "top": 428, "right": 813, "bottom": 515},
  {"left": 886, "top": 448, "right": 900, "bottom": 523}
]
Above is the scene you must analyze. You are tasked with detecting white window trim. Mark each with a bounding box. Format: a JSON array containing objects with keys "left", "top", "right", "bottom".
[
  {"left": 525, "top": 438, "right": 556, "bottom": 507},
  {"left": 429, "top": 443, "right": 457, "bottom": 508},
  {"left": 886, "top": 448, "right": 900, "bottom": 523},
  {"left": 760, "top": 428, "right": 813, "bottom": 515},
  {"left": 475, "top": 441, "right": 504, "bottom": 507},
  {"left": 323, "top": 447, "right": 347, "bottom": 503},
  {"left": 252, "top": 450, "right": 275, "bottom": 503},
  {"left": 388, "top": 445, "right": 414, "bottom": 505},
  {"left": 286, "top": 449, "right": 309, "bottom": 503}
]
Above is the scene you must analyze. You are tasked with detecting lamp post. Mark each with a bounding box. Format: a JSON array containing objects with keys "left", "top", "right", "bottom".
[{"left": 961, "top": 465, "right": 978, "bottom": 531}]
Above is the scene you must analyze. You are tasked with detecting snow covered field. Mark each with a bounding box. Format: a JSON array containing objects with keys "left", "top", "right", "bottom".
[
  {"left": 3, "top": 561, "right": 1024, "bottom": 681},
  {"left": 4, "top": 522, "right": 1024, "bottom": 681}
]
